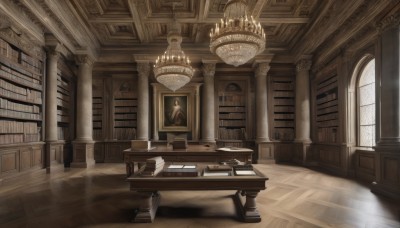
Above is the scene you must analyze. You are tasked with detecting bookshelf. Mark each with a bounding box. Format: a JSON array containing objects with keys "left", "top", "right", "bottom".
[
  {"left": 271, "top": 76, "right": 295, "bottom": 141},
  {"left": 0, "top": 36, "right": 44, "bottom": 177},
  {"left": 315, "top": 74, "right": 339, "bottom": 143},
  {"left": 216, "top": 80, "right": 248, "bottom": 147},
  {"left": 113, "top": 98, "right": 137, "bottom": 140},
  {"left": 56, "top": 62, "right": 74, "bottom": 141}
]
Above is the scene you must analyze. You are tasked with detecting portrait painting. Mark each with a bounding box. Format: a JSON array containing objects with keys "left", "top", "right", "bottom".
[{"left": 160, "top": 94, "right": 190, "bottom": 132}]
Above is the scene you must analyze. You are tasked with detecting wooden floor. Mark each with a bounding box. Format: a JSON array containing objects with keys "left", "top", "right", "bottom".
[{"left": 0, "top": 163, "right": 399, "bottom": 228}]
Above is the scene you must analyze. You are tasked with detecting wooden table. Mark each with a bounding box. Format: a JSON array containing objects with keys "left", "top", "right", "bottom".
[
  {"left": 123, "top": 145, "right": 254, "bottom": 176},
  {"left": 127, "top": 164, "right": 268, "bottom": 223}
]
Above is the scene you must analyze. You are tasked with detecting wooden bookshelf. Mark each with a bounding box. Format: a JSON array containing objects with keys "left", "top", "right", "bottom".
[
  {"left": 0, "top": 36, "right": 44, "bottom": 177},
  {"left": 113, "top": 98, "right": 137, "bottom": 140},
  {"left": 56, "top": 61, "right": 75, "bottom": 142},
  {"left": 271, "top": 76, "right": 295, "bottom": 141},
  {"left": 315, "top": 74, "right": 339, "bottom": 143},
  {"left": 216, "top": 79, "right": 248, "bottom": 147}
]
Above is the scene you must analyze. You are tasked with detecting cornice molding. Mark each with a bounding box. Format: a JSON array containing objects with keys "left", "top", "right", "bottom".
[{"left": 376, "top": 12, "right": 400, "bottom": 33}]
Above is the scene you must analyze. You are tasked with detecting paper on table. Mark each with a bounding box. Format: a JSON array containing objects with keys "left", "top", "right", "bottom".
[
  {"left": 168, "top": 165, "right": 184, "bottom": 168},
  {"left": 183, "top": 165, "right": 196, "bottom": 169},
  {"left": 235, "top": 170, "right": 256, "bottom": 176},
  {"left": 203, "top": 172, "right": 230, "bottom": 177}
]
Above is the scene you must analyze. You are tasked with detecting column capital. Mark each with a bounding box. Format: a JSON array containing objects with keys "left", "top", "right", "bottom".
[
  {"left": 75, "top": 54, "right": 95, "bottom": 66},
  {"left": 254, "top": 62, "right": 270, "bottom": 77},
  {"left": 202, "top": 62, "right": 216, "bottom": 78},
  {"left": 296, "top": 58, "right": 312, "bottom": 72},
  {"left": 137, "top": 61, "right": 150, "bottom": 77},
  {"left": 376, "top": 12, "right": 400, "bottom": 34}
]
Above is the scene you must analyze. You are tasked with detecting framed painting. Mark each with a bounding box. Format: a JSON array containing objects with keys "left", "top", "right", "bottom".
[{"left": 159, "top": 93, "right": 191, "bottom": 132}]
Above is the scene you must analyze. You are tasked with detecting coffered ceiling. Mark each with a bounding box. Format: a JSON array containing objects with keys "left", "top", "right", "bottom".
[{"left": 0, "top": 0, "right": 397, "bottom": 67}]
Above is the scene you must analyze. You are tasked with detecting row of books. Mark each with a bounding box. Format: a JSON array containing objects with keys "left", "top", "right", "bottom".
[
  {"left": 114, "top": 99, "right": 137, "bottom": 107},
  {"left": 0, "top": 133, "right": 40, "bottom": 144},
  {"left": 274, "top": 113, "right": 295, "bottom": 120},
  {"left": 317, "top": 119, "right": 339, "bottom": 128},
  {"left": 114, "top": 120, "right": 136, "bottom": 127},
  {"left": 57, "top": 115, "right": 69, "bottom": 123},
  {"left": 316, "top": 106, "right": 338, "bottom": 115},
  {"left": 56, "top": 92, "right": 70, "bottom": 102},
  {"left": 219, "top": 120, "right": 245, "bottom": 127},
  {"left": 115, "top": 113, "right": 136, "bottom": 120},
  {"left": 114, "top": 128, "right": 136, "bottom": 140},
  {"left": 0, "top": 98, "right": 40, "bottom": 113},
  {"left": 0, "top": 78, "right": 42, "bottom": 99},
  {"left": 219, "top": 112, "right": 245, "bottom": 119},
  {"left": 274, "top": 120, "right": 294, "bottom": 128},
  {"left": 317, "top": 81, "right": 338, "bottom": 95},
  {"left": 92, "top": 97, "right": 103, "bottom": 103},
  {"left": 20, "top": 53, "right": 42, "bottom": 74},
  {"left": 273, "top": 91, "right": 294, "bottom": 98},
  {"left": 219, "top": 106, "right": 245, "bottom": 113},
  {"left": 1, "top": 63, "right": 42, "bottom": 87},
  {"left": 0, "top": 39, "right": 18, "bottom": 62},
  {"left": 56, "top": 76, "right": 69, "bottom": 90},
  {"left": 92, "top": 103, "right": 102, "bottom": 109},
  {"left": 93, "top": 129, "right": 102, "bottom": 140},
  {"left": 57, "top": 127, "right": 70, "bottom": 141},
  {"left": 56, "top": 99, "right": 69, "bottom": 107},
  {"left": 218, "top": 128, "right": 246, "bottom": 140},
  {"left": 114, "top": 106, "right": 137, "bottom": 113},
  {"left": 274, "top": 98, "right": 295, "bottom": 106},
  {"left": 317, "top": 127, "right": 337, "bottom": 143},
  {"left": 273, "top": 82, "right": 294, "bottom": 90},
  {"left": 317, "top": 75, "right": 337, "bottom": 90},
  {"left": 316, "top": 92, "right": 337, "bottom": 105},
  {"left": 316, "top": 112, "right": 338, "bottom": 122},
  {"left": 92, "top": 115, "right": 102, "bottom": 121},
  {"left": 317, "top": 99, "right": 338, "bottom": 110},
  {"left": 273, "top": 129, "right": 294, "bottom": 141},
  {"left": 93, "top": 109, "right": 103, "bottom": 115},
  {"left": 0, "top": 120, "right": 39, "bottom": 134},
  {"left": 0, "top": 87, "right": 42, "bottom": 104},
  {"left": 0, "top": 108, "right": 41, "bottom": 120},
  {"left": 93, "top": 121, "right": 102, "bottom": 128},
  {"left": 274, "top": 106, "right": 294, "bottom": 112}
]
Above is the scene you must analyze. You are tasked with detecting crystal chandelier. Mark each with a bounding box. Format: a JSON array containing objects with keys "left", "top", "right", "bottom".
[
  {"left": 154, "top": 18, "right": 194, "bottom": 92},
  {"left": 210, "top": 0, "right": 266, "bottom": 67}
]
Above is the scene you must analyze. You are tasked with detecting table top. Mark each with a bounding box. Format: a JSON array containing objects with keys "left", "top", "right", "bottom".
[
  {"left": 127, "top": 163, "right": 268, "bottom": 191},
  {"left": 123, "top": 144, "right": 253, "bottom": 154}
]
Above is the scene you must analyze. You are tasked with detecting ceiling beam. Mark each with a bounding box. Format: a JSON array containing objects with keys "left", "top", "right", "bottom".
[{"left": 128, "top": 0, "right": 148, "bottom": 43}]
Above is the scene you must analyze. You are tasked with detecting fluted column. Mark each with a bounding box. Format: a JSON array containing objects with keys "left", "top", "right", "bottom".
[
  {"left": 136, "top": 62, "right": 150, "bottom": 140},
  {"left": 295, "top": 57, "right": 312, "bottom": 142},
  {"left": 372, "top": 13, "right": 400, "bottom": 200},
  {"left": 72, "top": 54, "right": 95, "bottom": 168},
  {"left": 201, "top": 62, "right": 216, "bottom": 144},
  {"left": 45, "top": 49, "right": 60, "bottom": 142},
  {"left": 255, "top": 62, "right": 270, "bottom": 142}
]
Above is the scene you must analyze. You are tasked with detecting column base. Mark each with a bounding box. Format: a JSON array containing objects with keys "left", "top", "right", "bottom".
[
  {"left": 200, "top": 139, "right": 216, "bottom": 146},
  {"left": 71, "top": 141, "right": 95, "bottom": 168},
  {"left": 45, "top": 141, "right": 66, "bottom": 173},
  {"left": 256, "top": 142, "right": 275, "bottom": 164}
]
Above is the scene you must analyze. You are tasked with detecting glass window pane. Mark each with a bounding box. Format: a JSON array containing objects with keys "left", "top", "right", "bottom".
[
  {"left": 360, "top": 125, "right": 375, "bottom": 147},
  {"left": 359, "top": 83, "right": 375, "bottom": 106},
  {"left": 359, "top": 60, "right": 375, "bottom": 86},
  {"left": 360, "top": 104, "right": 375, "bottom": 125}
]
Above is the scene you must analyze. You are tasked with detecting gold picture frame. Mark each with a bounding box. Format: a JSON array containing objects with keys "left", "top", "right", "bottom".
[{"left": 159, "top": 93, "right": 192, "bottom": 132}]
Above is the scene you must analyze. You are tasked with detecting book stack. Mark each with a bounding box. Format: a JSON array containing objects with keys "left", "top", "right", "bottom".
[
  {"left": 141, "top": 156, "right": 165, "bottom": 177},
  {"left": 172, "top": 137, "right": 187, "bottom": 149}
]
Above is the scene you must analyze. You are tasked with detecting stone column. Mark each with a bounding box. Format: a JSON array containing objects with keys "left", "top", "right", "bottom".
[
  {"left": 136, "top": 62, "right": 150, "bottom": 140},
  {"left": 72, "top": 54, "right": 95, "bottom": 168},
  {"left": 372, "top": 13, "right": 400, "bottom": 199},
  {"left": 45, "top": 47, "right": 61, "bottom": 173},
  {"left": 201, "top": 62, "right": 216, "bottom": 144},
  {"left": 255, "top": 62, "right": 270, "bottom": 142},
  {"left": 255, "top": 62, "right": 274, "bottom": 163},
  {"left": 295, "top": 56, "right": 312, "bottom": 165}
]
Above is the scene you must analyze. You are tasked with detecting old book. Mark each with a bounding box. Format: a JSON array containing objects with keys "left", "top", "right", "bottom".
[
  {"left": 162, "top": 167, "right": 198, "bottom": 177},
  {"left": 207, "top": 165, "right": 232, "bottom": 171}
]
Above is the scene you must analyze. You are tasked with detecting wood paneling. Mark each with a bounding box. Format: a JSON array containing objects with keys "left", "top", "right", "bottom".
[{"left": 1, "top": 151, "right": 17, "bottom": 173}]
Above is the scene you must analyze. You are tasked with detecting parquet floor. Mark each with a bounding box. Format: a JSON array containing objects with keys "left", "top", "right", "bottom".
[{"left": 0, "top": 163, "right": 399, "bottom": 228}]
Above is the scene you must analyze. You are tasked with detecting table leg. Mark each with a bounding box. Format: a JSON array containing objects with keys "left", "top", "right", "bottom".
[
  {"left": 234, "top": 190, "right": 261, "bottom": 222},
  {"left": 132, "top": 191, "right": 160, "bottom": 223}
]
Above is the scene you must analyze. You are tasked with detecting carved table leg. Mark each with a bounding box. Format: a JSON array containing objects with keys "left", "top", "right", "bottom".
[
  {"left": 132, "top": 191, "right": 160, "bottom": 223},
  {"left": 233, "top": 190, "right": 261, "bottom": 222}
]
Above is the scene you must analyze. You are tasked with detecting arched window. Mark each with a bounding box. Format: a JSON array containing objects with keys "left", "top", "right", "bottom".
[{"left": 358, "top": 59, "right": 375, "bottom": 147}]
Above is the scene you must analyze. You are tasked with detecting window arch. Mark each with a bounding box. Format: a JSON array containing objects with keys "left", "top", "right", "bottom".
[{"left": 357, "top": 59, "right": 375, "bottom": 147}]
